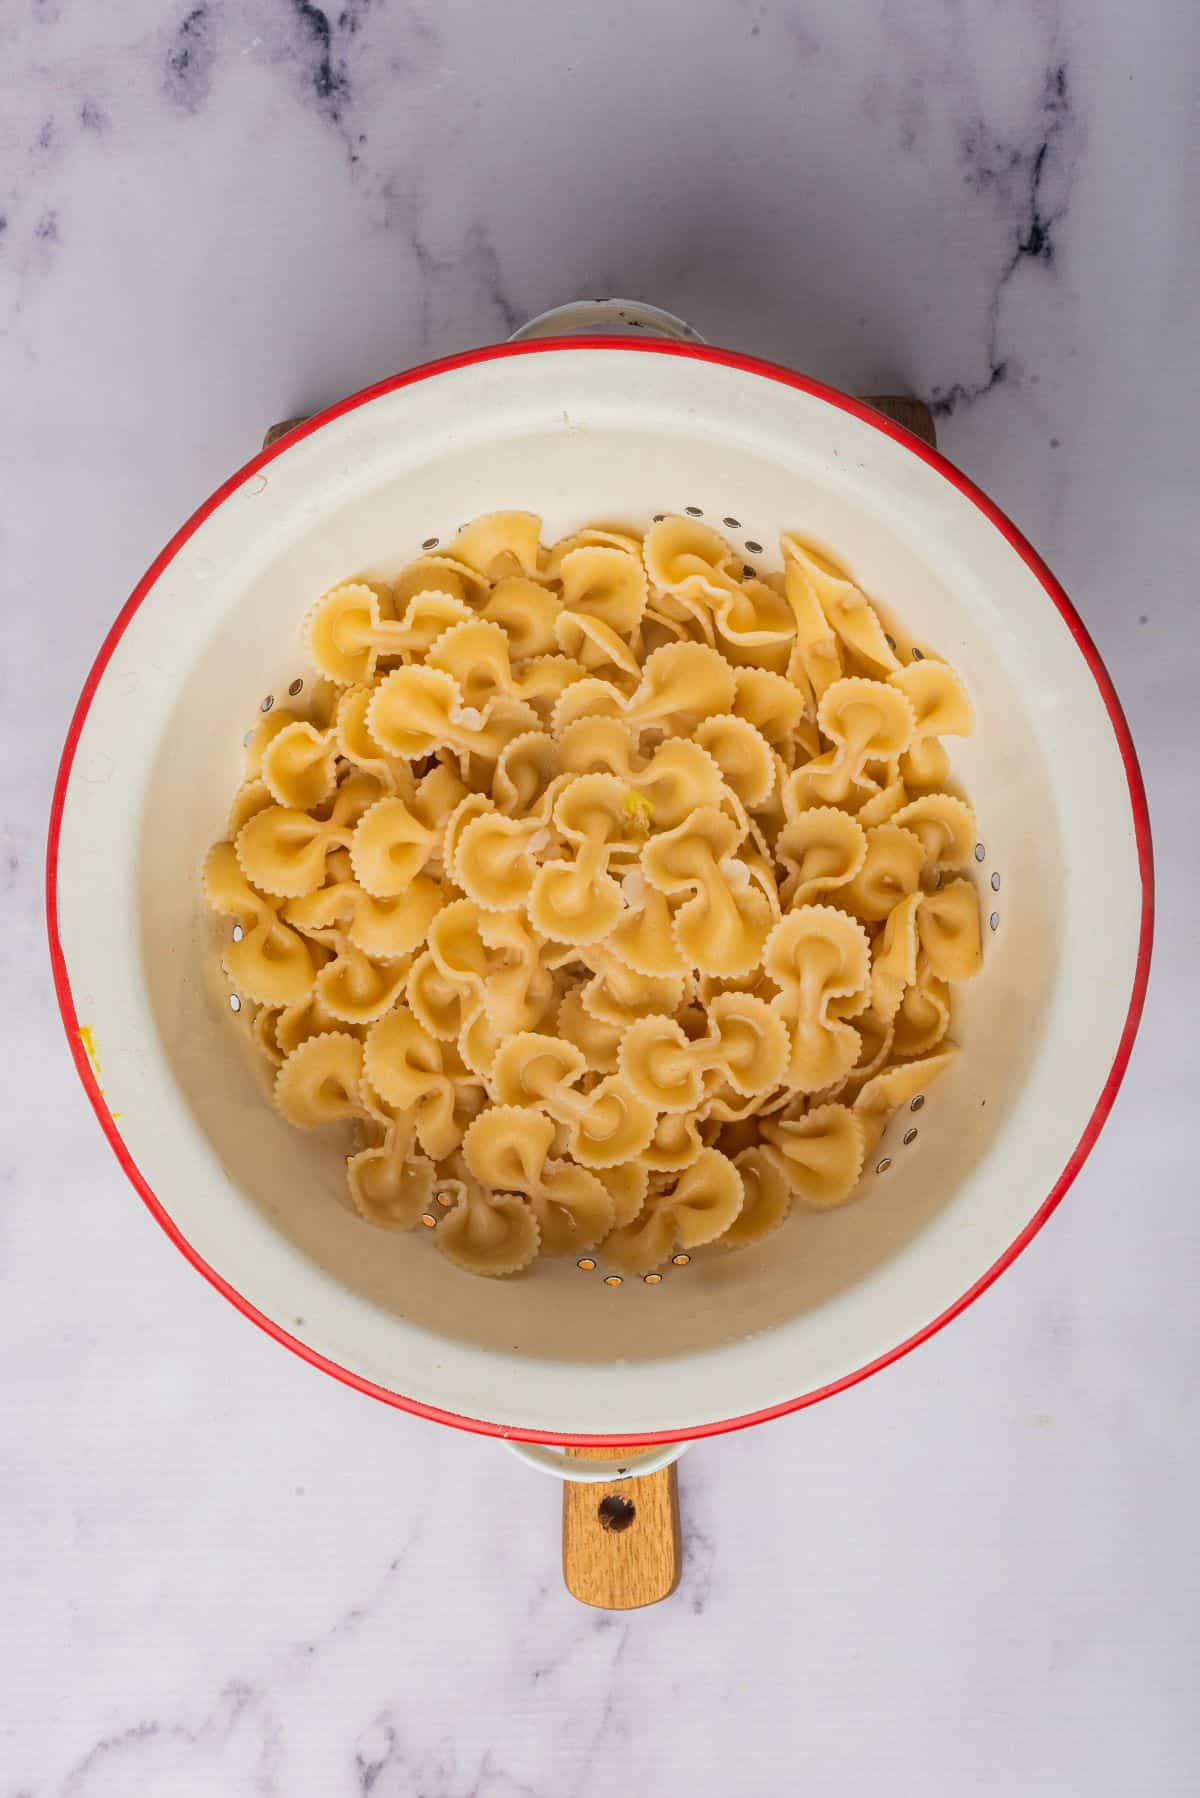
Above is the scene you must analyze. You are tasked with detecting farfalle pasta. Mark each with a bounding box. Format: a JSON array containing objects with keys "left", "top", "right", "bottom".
[{"left": 205, "top": 512, "right": 983, "bottom": 1275}]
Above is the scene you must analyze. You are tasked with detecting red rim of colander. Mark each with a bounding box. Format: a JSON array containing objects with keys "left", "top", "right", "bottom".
[{"left": 46, "top": 338, "right": 1155, "bottom": 1447}]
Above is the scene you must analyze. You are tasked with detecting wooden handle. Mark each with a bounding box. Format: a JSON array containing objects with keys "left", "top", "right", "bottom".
[
  {"left": 864, "top": 394, "right": 938, "bottom": 447},
  {"left": 562, "top": 1446, "right": 682, "bottom": 1610}
]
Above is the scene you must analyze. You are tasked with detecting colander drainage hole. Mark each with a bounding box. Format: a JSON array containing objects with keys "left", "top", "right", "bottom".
[
  {"left": 260, "top": 694, "right": 274, "bottom": 713},
  {"left": 684, "top": 505, "right": 704, "bottom": 517},
  {"left": 598, "top": 1494, "right": 636, "bottom": 1532},
  {"left": 744, "top": 538, "right": 763, "bottom": 554},
  {"left": 422, "top": 536, "right": 440, "bottom": 550},
  {"left": 991, "top": 872, "right": 1001, "bottom": 891},
  {"left": 989, "top": 911, "right": 1000, "bottom": 931},
  {"left": 723, "top": 515, "right": 741, "bottom": 529},
  {"left": 288, "top": 678, "right": 304, "bottom": 697}
]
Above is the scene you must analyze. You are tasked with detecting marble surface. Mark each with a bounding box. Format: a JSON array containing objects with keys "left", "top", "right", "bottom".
[{"left": 2, "top": 1, "right": 1196, "bottom": 1791}]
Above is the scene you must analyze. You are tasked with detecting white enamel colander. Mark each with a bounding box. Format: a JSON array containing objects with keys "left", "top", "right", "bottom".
[{"left": 47, "top": 312, "right": 1152, "bottom": 1480}]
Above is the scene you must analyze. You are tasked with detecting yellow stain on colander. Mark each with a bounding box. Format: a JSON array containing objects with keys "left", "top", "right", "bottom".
[{"left": 78, "top": 1025, "right": 121, "bottom": 1119}]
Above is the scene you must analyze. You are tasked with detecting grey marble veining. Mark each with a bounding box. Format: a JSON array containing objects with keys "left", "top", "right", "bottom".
[{"left": 1, "top": 1, "right": 1197, "bottom": 1792}]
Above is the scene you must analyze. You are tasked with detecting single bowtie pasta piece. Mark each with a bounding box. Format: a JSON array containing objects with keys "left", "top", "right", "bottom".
[
  {"left": 365, "top": 1005, "right": 477, "bottom": 1159},
  {"left": 870, "top": 891, "right": 923, "bottom": 1024},
  {"left": 918, "top": 879, "right": 983, "bottom": 980},
  {"left": 558, "top": 543, "right": 648, "bottom": 634},
  {"left": 260, "top": 718, "right": 338, "bottom": 812},
  {"left": 762, "top": 1103, "right": 866, "bottom": 1210},
  {"left": 719, "top": 1146, "right": 793, "bottom": 1249},
  {"left": 435, "top": 1182, "right": 542, "bottom": 1277},
  {"left": 603, "top": 1148, "right": 745, "bottom": 1274},
  {"left": 305, "top": 582, "right": 403, "bottom": 686},
  {"left": 642, "top": 515, "right": 741, "bottom": 600},
  {"left": 446, "top": 511, "right": 543, "bottom": 580},
  {"left": 642, "top": 805, "right": 774, "bottom": 978},
  {"left": 776, "top": 806, "right": 868, "bottom": 909},
  {"left": 889, "top": 657, "right": 975, "bottom": 739},
  {"left": 694, "top": 714, "right": 776, "bottom": 809},
  {"left": 203, "top": 841, "right": 318, "bottom": 1007},
  {"left": 273, "top": 1030, "right": 372, "bottom": 1129},
  {"left": 837, "top": 822, "right": 925, "bottom": 923},
  {"left": 349, "top": 795, "right": 436, "bottom": 899},
  {"left": 764, "top": 906, "right": 872, "bottom": 1093},
  {"left": 347, "top": 1124, "right": 437, "bottom": 1231},
  {"left": 316, "top": 937, "right": 411, "bottom": 1026},
  {"left": 891, "top": 793, "right": 977, "bottom": 870},
  {"left": 480, "top": 576, "right": 563, "bottom": 658},
  {"left": 781, "top": 536, "right": 901, "bottom": 676}
]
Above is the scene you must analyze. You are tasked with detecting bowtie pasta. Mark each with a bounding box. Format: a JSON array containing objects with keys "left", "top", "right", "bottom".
[{"left": 204, "top": 512, "right": 982, "bottom": 1277}]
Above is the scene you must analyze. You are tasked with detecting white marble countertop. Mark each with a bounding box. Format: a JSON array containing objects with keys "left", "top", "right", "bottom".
[{"left": 3, "top": 2, "right": 1196, "bottom": 1791}]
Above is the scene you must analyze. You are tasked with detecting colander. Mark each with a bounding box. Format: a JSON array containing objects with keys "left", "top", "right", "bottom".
[{"left": 47, "top": 319, "right": 1152, "bottom": 1477}]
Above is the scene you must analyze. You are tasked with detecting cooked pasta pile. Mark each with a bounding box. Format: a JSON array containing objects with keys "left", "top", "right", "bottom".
[{"left": 203, "top": 512, "right": 982, "bottom": 1277}]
